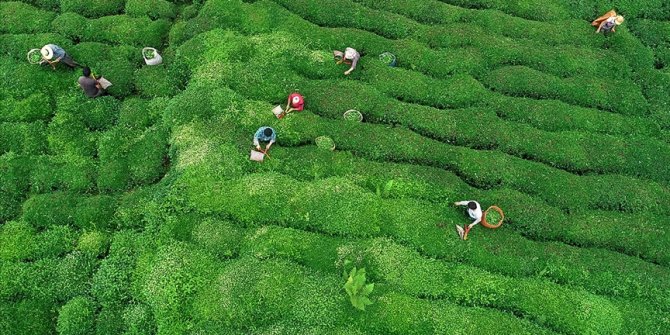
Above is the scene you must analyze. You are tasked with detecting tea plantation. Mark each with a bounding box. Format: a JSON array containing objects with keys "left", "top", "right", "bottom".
[{"left": 2, "top": 0, "right": 670, "bottom": 334}]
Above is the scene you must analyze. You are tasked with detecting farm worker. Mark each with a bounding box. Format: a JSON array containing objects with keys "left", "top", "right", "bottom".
[
  {"left": 454, "top": 200, "right": 482, "bottom": 240},
  {"left": 40, "top": 44, "right": 79, "bottom": 69},
  {"left": 333, "top": 47, "right": 360, "bottom": 75},
  {"left": 284, "top": 92, "right": 305, "bottom": 115},
  {"left": 254, "top": 126, "right": 276, "bottom": 152},
  {"left": 592, "top": 10, "right": 624, "bottom": 33},
  {"left": 78, "top": 67, "right": 104, "bottom": 98}
]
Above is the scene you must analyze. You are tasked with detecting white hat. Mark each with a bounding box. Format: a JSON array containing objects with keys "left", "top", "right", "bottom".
[{"left": 40, "top": 45, "right": 54, "bottom": 60}]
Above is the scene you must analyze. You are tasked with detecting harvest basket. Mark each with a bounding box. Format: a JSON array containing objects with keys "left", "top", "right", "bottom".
[
  {"left": 343, "top": 109, "right": 363, "bottom": 122},
  {"left": 315, "top": 136, "right": 336, "bottom": 151},
  {"left": 481, "top": 206, "right": 504, "bottom": 228},
  {"left": 250, "top": 149, "right": 266, "bottom": 162},
  {"left": 27, "top": 49, "right": 44, "bottom": 64},
  {"left": 142, "top": 47, "right": 163, "bottom": 65},
  {"left": 272, "top": 105, "right": 284, "bottom": 118},
  {"left": 379, "top": 52, "right": 397, "bottom": 67}
]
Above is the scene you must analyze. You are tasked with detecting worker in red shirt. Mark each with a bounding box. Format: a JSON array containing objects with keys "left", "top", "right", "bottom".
[{"left": 283, "top": 92, "right": 304, "bottom": 117}]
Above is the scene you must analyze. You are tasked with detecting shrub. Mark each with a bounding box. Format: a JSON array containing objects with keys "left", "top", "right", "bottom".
[
  {"left": 47, "top": 110, "right": 98, "bottom": 157},
  {"left": 289, "top": 178, "right": 382, "bottom": 236},
  {"left": 341, "top": 238, "right": 623, "bottom": 334},
  {"left": 53, "top": 13, "right": 171, "bottom": 47},
  {"left": 0, "top": 56, "right": 75, "bottom": 98},
  {"left": 97, "top": 126, "right": 134, "bottom": 192},
  {"left": 22, "top": 192, "right": 79, "bottom": 229},
  {"left": 95, "top": 307, "right": 125, "bottom": 335},
  {"left": 0, "top": 153, "right": 32, "bottom": 222},
  {"left": 273, "top": 0, "right": 419, "bottom": 40},
  {"left": 482, "top": 65, "right": 648, "bottom": 116},
  {"left": 50, "top": 12, "right": 88, "bottom": 40},
  {"left": 141, "top": 242, "right": 216, "bottom": 334},
  {"left": 20, "top": 0, "right": 60, "bottom": 11},
  {"left": 74, "top": 196, "right": 118, "bottom": 231},
  {"left": 91, "top": 232, "right": 141, "bottom": 308},
  {"left": 0, "top": 298, "right": 56, "bottom": 334},
  {"left": 125, "top": 0, "right": 176, "bottom": 20},
  {"left": 30, "top": 155, "right": 97, "bottom": 193},
  {"left": 33, "top": 225, "right": 78, "bottom": 259},
  {"left": 0, "top": 93, "right": 54, "bottom": 122},
  {"left": 60, "top": 0, "right": 125, "bottom": 18},
  {"left": 437, "top": 0, "right": 571, "bottom": 21},
  {"left": 56, "top": 296, "right": 96, "bottom": 335},
  {"left": 127, "top": 125, "right": 169, "bottom": 185},
  {"left": 118, "top": 97, "right": 166, "bottom": 129},
  {"left": 113, "top": 186, "right": 154, "bottom": 230},
  {"left": 192, "top": 219, "right": 242, "bottom": 258},
  {"left": 134, "top": 65, "right": 181, "bottom": 98},
  {"left": 0, "top": 220, "right": 36, "bottom": 261},
  {"left": 54, "top": 94, "right": 121, "bottom": 131},
  {"left": 0, "top": 2, "right": 56, "bottom": 34},
  {"left": 122, "top": 304, "right": 156, "bottom": 335},
  {"left": 77, "top": 231, "right": 109, "bottom": 258},
  {"left": 0, "top": 121, "right": 48, "bottom": 155}
]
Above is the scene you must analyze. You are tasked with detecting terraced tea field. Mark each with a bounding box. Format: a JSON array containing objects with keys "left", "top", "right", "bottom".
[{"left": 1, "top": 0, "right": 670, "bottom": 334}]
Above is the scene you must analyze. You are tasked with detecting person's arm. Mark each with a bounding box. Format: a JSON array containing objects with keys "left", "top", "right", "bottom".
[
  {"left": 253, "top": 136, "right": 260, "bottom": 150},
  {"left": 468, "top": 217, "right": 481, "bottom": 229},
  {"left": 453, "top": 201, "right": 469, "bottom": 206},
  {"left": 344, "top": 56, "right": 359, "bottom": 75},
  {"left": 596, "top": 21, "right": 607, "bottom": 33},
  {"left": 46, "top": 58, "right": 56, "bottom": 69}
]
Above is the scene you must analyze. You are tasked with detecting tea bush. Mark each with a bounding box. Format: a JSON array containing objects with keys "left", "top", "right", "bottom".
[
  {"left": 125, "top": 0, "right": 176, "bottom": 20},
  {"left": 52, "top": 13, "right": 170, "bottom": 47},
  {"left": 0, "top": 2, "right": 56, "bottom": 34},
  {"left": 56, "top": 296, "right": 96, "bottom": 335},
  {"left": 0, "top": 93, "right": 54, "bottom": 123},
  {"left": 2, "top": 0, "right": 670, "bottom": 333},
  {"left": 60, "top": 0, "right": 125, "bottom": 18}
]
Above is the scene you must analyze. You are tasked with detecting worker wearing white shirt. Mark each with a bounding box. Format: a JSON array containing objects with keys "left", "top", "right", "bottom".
[{"left": 454, "top": 200, "right": 482, "bottom": 240}]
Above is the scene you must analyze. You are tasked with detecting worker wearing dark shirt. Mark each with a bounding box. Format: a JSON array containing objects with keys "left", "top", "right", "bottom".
[{"left": 78, "top": 67, "right": 103, "bottom": 98}]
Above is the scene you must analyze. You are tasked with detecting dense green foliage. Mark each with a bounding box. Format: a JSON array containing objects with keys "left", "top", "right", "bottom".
[{"left": 1, "top": 0, "right": 670, "bottom": 334}]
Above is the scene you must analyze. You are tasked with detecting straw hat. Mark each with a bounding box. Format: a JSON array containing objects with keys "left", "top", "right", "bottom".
[
  {"left": 40, "top": 45, "right": 54, "bottom": 60},
  {"left": 615, "top": 15, "right": 624, "bottom": 25}
]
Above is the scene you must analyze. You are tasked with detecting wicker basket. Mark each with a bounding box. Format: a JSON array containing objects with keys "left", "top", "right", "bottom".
[{"left": 481, "top": 206, "right": 504, "bottom": 229}]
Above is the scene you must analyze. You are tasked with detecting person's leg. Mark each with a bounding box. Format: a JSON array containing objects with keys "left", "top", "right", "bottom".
[{"left": 61, "top": 54, "right": 80, "bottom": 68}]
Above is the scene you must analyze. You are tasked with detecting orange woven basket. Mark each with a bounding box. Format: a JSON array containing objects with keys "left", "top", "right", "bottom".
[{"left": 481, "top": 206, "right": 504, "bottom": 229}]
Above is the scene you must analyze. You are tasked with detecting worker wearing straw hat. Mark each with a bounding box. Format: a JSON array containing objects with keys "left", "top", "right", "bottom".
[
  {"left": 592, "top": 10, "right": 624, "bottom": 33},
  {"left": 333, "top": 47, "right": 360, "bottom": 75},
  {"left": 40, "top": 44, "right": 79, "bottom": 69},
  {"left": 454, "top": 200, "right": 482, "bottom": 240}
]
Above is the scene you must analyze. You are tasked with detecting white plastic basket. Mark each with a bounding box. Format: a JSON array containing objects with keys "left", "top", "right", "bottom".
[
  {"left": 272, "top": 105, "right": 284, "bottom": 118},
  {"left": 142, "top": 47, "right": 163, "bottom": 66},
  {"left": 250, "top": 150, "right": 266, "bottom": 162},
  {"left": 27, "top": 49, "right": 44, "bottom": 65},
  {"left": 315, "top": 136, "right": 336, "bottom": 151},
  {"left": 343, "top": 109, "right": 363, "bottom": 122}
]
